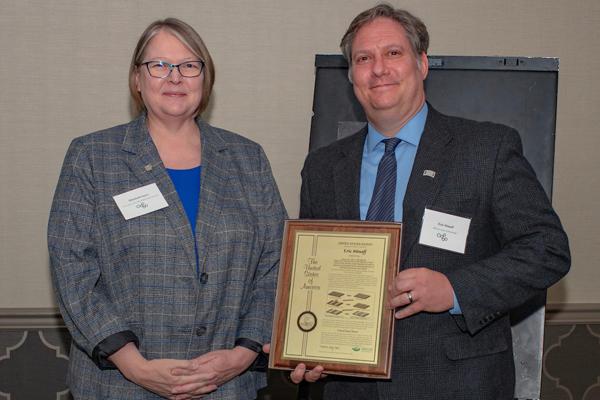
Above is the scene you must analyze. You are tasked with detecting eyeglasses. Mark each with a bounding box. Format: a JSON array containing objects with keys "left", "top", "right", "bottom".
[{"left": 140, "top": 60, "right": 205, "bottom": 78}]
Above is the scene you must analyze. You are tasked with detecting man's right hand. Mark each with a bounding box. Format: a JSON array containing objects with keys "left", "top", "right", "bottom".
[
  {"left": 262, "top": 343, "right": 327, "bottom": 384},
  {"left": 289, "top": 362, "right": 326, "bottom": 383}
]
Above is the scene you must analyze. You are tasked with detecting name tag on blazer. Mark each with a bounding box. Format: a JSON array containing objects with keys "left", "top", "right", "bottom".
[
  {"left": 419, "top": 208, "right": 471, "bottom": 254},
  {"left": 113, "top": 183, "right": 168, "bottom": 220}
]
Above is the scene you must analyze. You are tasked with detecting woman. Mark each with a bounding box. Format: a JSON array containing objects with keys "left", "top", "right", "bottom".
[{"left": 48, "top": 18, "right": 286, "bottom": 399}]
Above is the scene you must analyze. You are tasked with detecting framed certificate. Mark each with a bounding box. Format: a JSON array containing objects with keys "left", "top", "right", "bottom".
[{"left": 269, "top": 220, "right": 402, "bottom": 379}]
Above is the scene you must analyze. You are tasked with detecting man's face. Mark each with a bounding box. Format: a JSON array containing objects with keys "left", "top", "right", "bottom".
[{"left": 350, "top": 17, "right": 428, "bottom": 131}]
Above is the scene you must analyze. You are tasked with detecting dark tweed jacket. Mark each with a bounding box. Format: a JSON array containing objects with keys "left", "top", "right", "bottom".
[
  {"left": 299, "top": 106, "right": 570, "bottom": 400},
  {"left": 48, "top": 115, "right": 287, "bottom": 399}
]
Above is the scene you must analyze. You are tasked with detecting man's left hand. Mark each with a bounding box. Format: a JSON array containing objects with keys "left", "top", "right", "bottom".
[{"left": 388, "top": 267, "right": 454, "bottom": 319}]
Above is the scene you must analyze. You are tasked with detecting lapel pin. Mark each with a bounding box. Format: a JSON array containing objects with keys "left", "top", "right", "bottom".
[
  {"left": 423, "top": 169, "right": 436, "bottom": 178},
  {"left": 144, "top": 164, "right": 153, "bottom": 172}
]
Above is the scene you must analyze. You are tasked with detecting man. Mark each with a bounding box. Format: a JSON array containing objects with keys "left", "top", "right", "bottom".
[{"left": 295, "top": 4, "right": 570, "bottom": 399}]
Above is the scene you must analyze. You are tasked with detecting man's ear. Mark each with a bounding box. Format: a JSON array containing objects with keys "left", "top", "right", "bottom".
[{"left": 419, "top": 52, "right": 429, "bottom": 81}]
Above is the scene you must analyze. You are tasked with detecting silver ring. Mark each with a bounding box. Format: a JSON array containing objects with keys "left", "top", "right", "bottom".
[{"left": 406, "top": 291, "right": 413, "bottom": 304}]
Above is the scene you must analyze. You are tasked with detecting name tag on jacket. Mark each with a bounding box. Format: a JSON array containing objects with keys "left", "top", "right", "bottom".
[
  {"left": 419, "top": 208, "right": 471, "bottom": 254},
  {"left": 113, "top": 183, "right": 168, "bottom": 220}
]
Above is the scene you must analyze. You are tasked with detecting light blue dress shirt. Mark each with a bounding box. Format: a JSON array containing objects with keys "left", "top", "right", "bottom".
[
  {"left": 359, "top": 103, "right": 428, "bottom": 222},
  {"left": 358, "top": 103, "right": 461, "bottom": 314}
]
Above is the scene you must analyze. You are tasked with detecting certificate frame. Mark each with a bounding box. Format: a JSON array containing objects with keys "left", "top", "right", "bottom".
[{"left": 269, "top": 220, "right": 402, "bottom": 379}]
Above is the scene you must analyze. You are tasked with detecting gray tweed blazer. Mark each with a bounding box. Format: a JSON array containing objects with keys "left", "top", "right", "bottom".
[
  {"left": 299, "top": 105, "right": 570, "bottom": 400},
  {"left": 48, "top": 114, "right": 287, "bottom": 399}
]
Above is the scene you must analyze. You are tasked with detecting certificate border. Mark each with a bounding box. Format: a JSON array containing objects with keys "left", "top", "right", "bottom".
[
  {"left": 284, "top": 232, "right": 387, "bottom": 364},
  {"left": 269, "top": 220, "right": 402, "bottom": 379}
]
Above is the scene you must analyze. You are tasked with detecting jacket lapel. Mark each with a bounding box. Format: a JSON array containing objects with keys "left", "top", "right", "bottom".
[
  {"left": 121, "top": 115, "right": 198, "bottom": 273},
  {"left": 401, "top": 107, "right": 454, "bottom": 266},
  {"left": 194, "top": 120, "right": 229, "bottom": 276},
  {"left": 333, "top": 128, "right": 367, "bottom": 220}
]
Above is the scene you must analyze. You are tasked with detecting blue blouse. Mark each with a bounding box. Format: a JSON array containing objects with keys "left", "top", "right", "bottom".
[{"left": 166, "top": 166, "right": 201, "bottom": 234}]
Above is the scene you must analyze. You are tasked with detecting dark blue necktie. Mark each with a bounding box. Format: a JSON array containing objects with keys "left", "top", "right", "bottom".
[{"left": 366, "top": 138, "right": 401, "bottom": 221}]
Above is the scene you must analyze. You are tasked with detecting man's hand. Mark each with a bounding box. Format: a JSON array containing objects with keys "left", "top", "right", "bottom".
[
  {"left": 290, "top": 363, "right": 326, "bottom": 383},
  {"left": 262, "top": 343, "right": 326, "bottom": 383},
  {"left": 388, "top": 267, "right": 454, "bottom": 319}
]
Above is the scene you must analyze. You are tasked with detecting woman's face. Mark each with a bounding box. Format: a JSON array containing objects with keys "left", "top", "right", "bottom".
[{"left": 135, "top": 30, "right": 203, "bottom": 123}]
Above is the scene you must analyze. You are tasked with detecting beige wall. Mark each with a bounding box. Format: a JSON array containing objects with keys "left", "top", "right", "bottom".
[{"left": 0, "top": 0, "right": 597, "bottom": 308}]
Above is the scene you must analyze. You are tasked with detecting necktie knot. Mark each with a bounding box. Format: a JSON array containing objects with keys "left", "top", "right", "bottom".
[{"left": 383, "top": 137, "right": 401, "bottom": 154}]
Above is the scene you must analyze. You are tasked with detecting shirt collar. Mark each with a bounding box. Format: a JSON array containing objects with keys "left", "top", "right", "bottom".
[{"left": 365, "top": 102, "right": 428, "bottom": 153}]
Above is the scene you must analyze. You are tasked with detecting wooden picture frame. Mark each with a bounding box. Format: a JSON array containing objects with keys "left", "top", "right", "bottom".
[{"left": 269, "top": 220, "right": 402, "bottom": 379}]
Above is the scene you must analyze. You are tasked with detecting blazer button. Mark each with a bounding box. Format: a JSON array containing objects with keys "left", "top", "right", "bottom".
[{"left": 195, "top": 326, "right": 207, "bottom": 336}]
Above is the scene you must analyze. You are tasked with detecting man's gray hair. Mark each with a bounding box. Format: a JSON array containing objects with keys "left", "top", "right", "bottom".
[{"left": 340, "top": 3, "right": 429, "bottom": 64}]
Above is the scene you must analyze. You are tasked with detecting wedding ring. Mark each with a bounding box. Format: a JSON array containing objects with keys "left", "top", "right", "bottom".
[{"left": 406, "top": 291, "right": 413, "bottom": 304}]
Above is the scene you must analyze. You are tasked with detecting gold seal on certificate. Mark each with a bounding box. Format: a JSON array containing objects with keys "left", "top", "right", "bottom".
[
  {"left": 297, "top": 311, "right": 317, "bottom": 332},
  {"left": 269, "top": 220, "right": 402, "bottom": 379}
]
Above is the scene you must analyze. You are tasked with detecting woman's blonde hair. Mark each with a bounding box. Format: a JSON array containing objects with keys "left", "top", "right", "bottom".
[{"left": 129, "top": 17, "right": 215, "bottom": 117}]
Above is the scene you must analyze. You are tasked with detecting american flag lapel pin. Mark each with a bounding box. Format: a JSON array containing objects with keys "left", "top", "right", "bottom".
[{"left": 423, "top": 169, "right": 436, "bottom": 178}]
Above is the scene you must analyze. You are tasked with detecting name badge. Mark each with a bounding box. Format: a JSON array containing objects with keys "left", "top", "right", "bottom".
[
  {"left": 419, "top": 208, "right": 471, "bottom": 254},
  {"left": 113, "top": 183, "right": 168, "bottom": 220}
]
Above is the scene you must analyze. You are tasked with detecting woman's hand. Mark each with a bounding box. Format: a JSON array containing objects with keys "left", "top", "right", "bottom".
[
  {"left": 109, "top": 343, "right": 218, "bottom": 399},
  {"left": 171, "top": 346, "right": 257, "bottom": 393}
]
